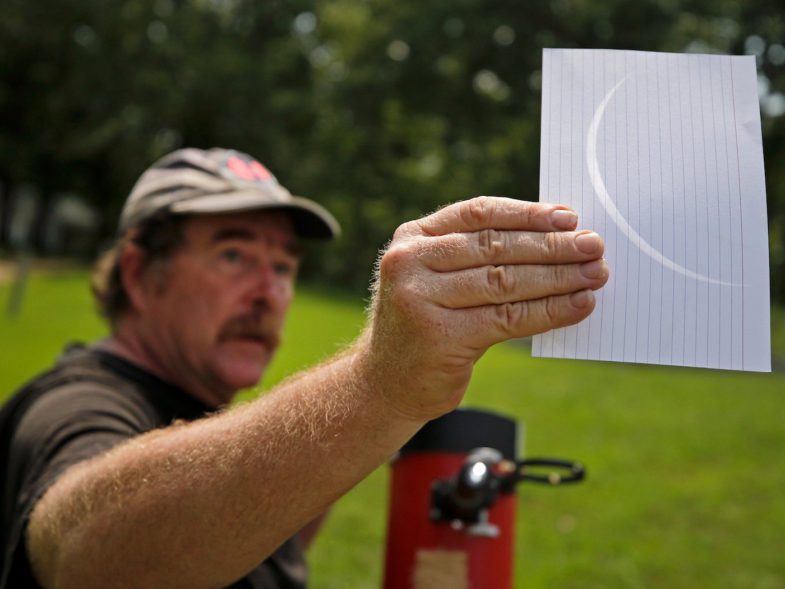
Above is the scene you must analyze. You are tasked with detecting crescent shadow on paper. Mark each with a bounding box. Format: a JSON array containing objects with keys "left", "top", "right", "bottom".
[{"left": 586, "top": 77, "right": 738, "bottom": 287}]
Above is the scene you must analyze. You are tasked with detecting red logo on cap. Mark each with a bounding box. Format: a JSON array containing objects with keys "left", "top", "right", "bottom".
[{"left": 226, "top": 156, "right": 273, "bottom": 183}]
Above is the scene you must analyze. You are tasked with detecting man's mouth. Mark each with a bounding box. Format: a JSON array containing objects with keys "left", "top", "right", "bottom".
[
  {"left": 218, "top": 320, "right": 280, "bottom": 351},
  {"left": 225, "top": 332, "right": 269, "bottom": 346}
]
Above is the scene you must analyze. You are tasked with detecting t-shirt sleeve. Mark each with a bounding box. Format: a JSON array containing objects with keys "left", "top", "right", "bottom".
[{"left": 4, "top": 382, "right": 155, "bottom": 587}]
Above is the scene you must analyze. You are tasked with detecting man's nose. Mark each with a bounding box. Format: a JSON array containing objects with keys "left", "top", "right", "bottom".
[{"left": 246, "top": 263, "right": 282, "bottom": 306}]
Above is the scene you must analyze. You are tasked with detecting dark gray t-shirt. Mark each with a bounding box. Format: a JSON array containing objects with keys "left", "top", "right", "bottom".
[{"left": 0, "top": 343, "right": 307, "bottom": 588}]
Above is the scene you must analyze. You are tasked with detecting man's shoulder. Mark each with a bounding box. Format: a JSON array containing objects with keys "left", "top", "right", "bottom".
[
  {"left": 13, "top": 370, "right": 156, "bottom": 438},
  {"left": 10, "top": 342, "right": 129, "bottom": 399},
  {"left": 3, "top": 343, "right": 165, "bottom": 436},
  {"left": 5, "top": 341, "right": 213, "bottom": 439}
]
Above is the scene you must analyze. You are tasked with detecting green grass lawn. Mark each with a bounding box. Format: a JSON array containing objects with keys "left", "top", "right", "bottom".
[{"left": 2, "top": 267, "right": 784, "bottom": 588}]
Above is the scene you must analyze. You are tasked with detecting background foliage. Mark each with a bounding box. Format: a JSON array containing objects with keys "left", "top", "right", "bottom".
[{"left": 0, "top": 0, "right": 784, "bottom": 296}]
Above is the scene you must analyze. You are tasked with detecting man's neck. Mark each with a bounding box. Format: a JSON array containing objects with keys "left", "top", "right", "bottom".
[{"left": 96, "top": 325, "right": 231, "bottom": 409}]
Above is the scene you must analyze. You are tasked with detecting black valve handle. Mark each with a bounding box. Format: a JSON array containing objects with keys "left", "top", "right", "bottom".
[{"left": 513, "top": 458, "right": 586, "bottom": 485}]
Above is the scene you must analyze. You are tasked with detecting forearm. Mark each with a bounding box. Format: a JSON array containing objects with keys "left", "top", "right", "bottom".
[{"left": 28, "top": 342, "right": 423, "bottom": 589}]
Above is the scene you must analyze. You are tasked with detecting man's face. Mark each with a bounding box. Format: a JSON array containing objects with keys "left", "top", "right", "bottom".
[{"left": 138, "top": 210, "right": 300, "bottom": 405}]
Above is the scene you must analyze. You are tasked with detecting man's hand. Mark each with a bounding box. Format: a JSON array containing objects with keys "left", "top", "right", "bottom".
[{"left": 362, "top": 196, "right": 608, "bottom": 421}]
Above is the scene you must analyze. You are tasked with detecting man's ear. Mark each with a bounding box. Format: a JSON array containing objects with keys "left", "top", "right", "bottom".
[{"left": 119, "top": 243, "right": 149, "bottom": 313}]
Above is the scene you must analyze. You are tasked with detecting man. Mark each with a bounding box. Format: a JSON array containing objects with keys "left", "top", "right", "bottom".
[{"left": 0, "top": 147, "right": 608, "bottom": 588}]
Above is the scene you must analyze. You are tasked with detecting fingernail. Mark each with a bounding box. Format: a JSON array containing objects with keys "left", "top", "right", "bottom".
[
  {"left": 570, "top": 289, "right": 594, "bottom": 308},
  {"left": 575, "top": 231, "right": 602, "bottom": 254},
  {"left": 551, "top": 209, "right": 578, "bottom": 230},
  {"left": 579, "top": 259, "right": 607, "bottom": 279}
]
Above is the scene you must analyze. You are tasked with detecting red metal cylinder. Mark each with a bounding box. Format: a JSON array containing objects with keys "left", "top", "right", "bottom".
[{"left": 383, "top": 408, "right": 519, "bottom": 589}]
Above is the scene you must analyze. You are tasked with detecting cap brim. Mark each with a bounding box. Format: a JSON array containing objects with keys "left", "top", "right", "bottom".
[{"left": 169, "top": 190, "right": 340, "bottom": 240}]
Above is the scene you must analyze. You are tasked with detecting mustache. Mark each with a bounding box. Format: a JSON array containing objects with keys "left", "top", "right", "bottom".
[{"left": 218, "top": 314, "right": 281, "bottom": 349}]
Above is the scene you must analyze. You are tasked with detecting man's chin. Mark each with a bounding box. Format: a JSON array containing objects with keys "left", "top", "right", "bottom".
[{"left": 214, "top": 342, "right": 271, "bottom": 392}]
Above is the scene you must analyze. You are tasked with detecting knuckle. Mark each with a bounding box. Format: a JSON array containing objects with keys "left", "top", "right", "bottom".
[
  {"left": 486, "top": 265, "right": 513, "bottom": 303},
  {"left": 378, "top": 241, "right": 416, "bottom": 279},
  {"left": 553, "top": 264, "right": 573, "bottom": 291},
  {"left": 541, "top": 231, "right": 561, "bottom": 260},
  {"left": 544, "top": 295, "right": 562, "bottom": 325},
  {"left": 518, "top": 201, "right": 535, "bottom": 226},
  {"left": 494, "top": 302, "right": 525, "bottom": 335},
  {"left": 477, "top": 228, "right": 504, "bottom": 260},
  {"left": 393, "top": 221, "right": 416, "bottom": 240},
  {"left": 390, "top": 280, "right": 421, "bottom": 310},
  {"left": 376, "top": 257, "right": 424, "bottom": 314},
  {"left": 462, "top": 196, "right": 493, "bottom": 225}
]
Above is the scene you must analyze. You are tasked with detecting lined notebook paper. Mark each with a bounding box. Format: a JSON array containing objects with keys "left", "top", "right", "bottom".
[{"left": 532, "top": 49, "right": 771, "bottom": 372}]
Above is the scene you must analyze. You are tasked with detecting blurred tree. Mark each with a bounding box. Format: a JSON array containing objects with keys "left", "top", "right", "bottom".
[
  {"left": 0, "top": 0, "right": 783, "bottom": 298},
  {"left": 0, "top": 0, "right": 316, "bottom": 245}
]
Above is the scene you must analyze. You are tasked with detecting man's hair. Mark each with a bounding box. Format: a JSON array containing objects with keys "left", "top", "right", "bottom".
[{"left": 91, "top": 213, "right": 186, "bottom": 325}]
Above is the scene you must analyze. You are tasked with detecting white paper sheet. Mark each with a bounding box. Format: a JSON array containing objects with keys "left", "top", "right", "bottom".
[{"left": 532, "top": 49, "right": 771, "bottom": 372}]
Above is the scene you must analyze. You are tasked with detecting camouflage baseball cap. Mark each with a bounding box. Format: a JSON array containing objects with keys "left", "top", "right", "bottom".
[{"left": 118, "top": 147, "right": 340, "bottom": 239}]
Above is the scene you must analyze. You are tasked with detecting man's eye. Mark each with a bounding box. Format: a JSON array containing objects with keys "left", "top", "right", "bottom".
[
  {"left": 221, "top": 249, "right": 244, "bottom": 263},
  {"left": 274, "top": 262, "right": 295, "bottom": 277}
]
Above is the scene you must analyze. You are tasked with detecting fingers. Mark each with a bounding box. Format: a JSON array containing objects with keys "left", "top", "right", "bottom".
[
  {"left": 374, "top": 195, "right": 609, "bottom": 353},
  {"left": 395, "top": 197, "right": 578, "bottom": 239},
  {"left": 466, "top": 289, "right": 597, "bottom": 346},
  {"left": 429, "top": 259, "right": 609, "bottom": 309},
  {"left": 415, "top": 229, "right": 604, "bottom": 272}
]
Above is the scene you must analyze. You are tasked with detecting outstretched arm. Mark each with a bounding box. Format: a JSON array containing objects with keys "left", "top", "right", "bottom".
[{"left": 27, "top": 197, "right": 607, "bottom": 589}]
